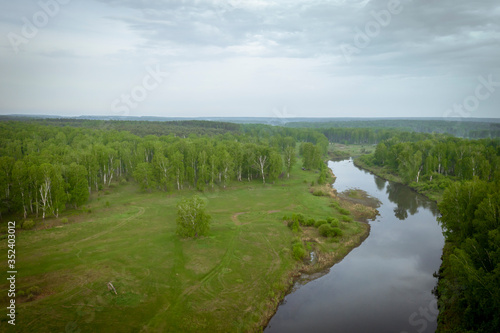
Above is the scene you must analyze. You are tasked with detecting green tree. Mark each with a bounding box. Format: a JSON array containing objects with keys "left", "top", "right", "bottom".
[
  {"left": 176, "top": 195, "right": 212, "bottom": 238},
  {"left": 134, "top": 162, "right": 156, "bottom": 191},
  {"left": 374, "top": 142, "right": 388, "bottom": 166},
  {"left": 268, "top": 150, "right": 283, "bottom": 182},
  {"left": 301, "top": 142, "right": 321, "bottom": 170},
  {"left": 66, "top": 163, "right": 89, "bottom": 208},
  {"left": 284, "top": 146, "right": 296, "bottom": 178}
]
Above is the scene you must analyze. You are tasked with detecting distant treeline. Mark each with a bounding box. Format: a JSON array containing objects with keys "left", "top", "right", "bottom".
[
  {"left": 320, "top": 127, "right": 452, "bottom": 145},
  {"left": 0, "top": 118, "right": 242, "bottom": 137},
  {"left": 286, "top": 119, "right": 500, "bottom": 139},
  {"left": 0, "top": 120, "right": 328, "bottom": 220}
]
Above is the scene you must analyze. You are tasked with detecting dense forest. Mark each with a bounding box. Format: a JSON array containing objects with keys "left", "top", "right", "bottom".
[
  {"left": 363, "top": 135, "right": 499, "bottom": 188},
  {"left": 358, "top": 135, "right": 500, "bottom": 332},
  {"left": 0, "top": 120, "right": 327, "bottom": 220}
]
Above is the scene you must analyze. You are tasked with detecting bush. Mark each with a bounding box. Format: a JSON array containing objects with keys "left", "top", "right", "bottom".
[
  {"left": 294, "top": 214, "right": 305, "bottom": 224},
  {"left": 312, "top": 190, "right": 325, "bottom": 196},
  {"left": 22, "top": 220, "right": 35, "bottom": 230},
  {"left": 303, "top": 218, "right": 316, "bottom": 227},
  {"left": 318, "top": 224, "right": 334, "bottom": 237},
  {"left": 287, "top": 219, "right": 301, "bottom": 233},
  {"left": 120, "top": 178, "right": 127, "bottom": 185},
  {"left": 292, "top": 241, "right": 307, "bottom": 260},
  {"left": 331, "top": 227, "right": 343, "bottom": 237},
  {"left": 27, "top": 286, "right": 42, "bottom": 295},
  {"left": 26, "top": 286, "right": 42, "bottom": 301},
  {"left": 314, "top": 220, "right": 328, "bottom": 228},
  {"left": 61, "top": 218, "right": 69, "bottom": 224},
  {"left": 338, "top": 207, "right": 350, "bottom": 215},
  {"left": 328, "top": 218, "right": 340, "bottom": 227},
  {"left": 330, "top": 201, "right": 341, "bottom": 209},
  {"left": 341, "top": 215, "right": 353, "bottom": 222}
]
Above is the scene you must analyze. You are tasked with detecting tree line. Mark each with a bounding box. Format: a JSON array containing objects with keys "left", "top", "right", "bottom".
[
  {"left": 286, "top": 119, "right": 500, "bottom": 139},
  {"left": 367, "top": 136, "right": 499, "bottom": 186},
  {"left": 0, "top": 121, "right": 328, "bottom": 220}
]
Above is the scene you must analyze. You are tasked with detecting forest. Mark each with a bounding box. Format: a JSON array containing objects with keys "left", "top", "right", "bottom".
[{"left": 0, "top": 120, "right": 327, "bottom": 220}]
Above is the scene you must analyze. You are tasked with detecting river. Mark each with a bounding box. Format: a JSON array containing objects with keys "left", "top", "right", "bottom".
[{"left": 265, "top": 158, "right": 445, "bottom": 333}]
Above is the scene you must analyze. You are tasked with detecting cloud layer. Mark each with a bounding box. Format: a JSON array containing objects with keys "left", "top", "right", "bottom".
[{"left": 1, "top": 0, "right": 499, "bottom": 118}]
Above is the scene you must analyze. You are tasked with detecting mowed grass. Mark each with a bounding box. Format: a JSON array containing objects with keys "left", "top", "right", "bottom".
[{"left": 0, "top": 161, "right": 366, "bottom": 332}]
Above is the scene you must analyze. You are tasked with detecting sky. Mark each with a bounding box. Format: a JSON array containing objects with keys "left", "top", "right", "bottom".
[{"left": 1, "top": 0, "right": 499, "bottom": 119}]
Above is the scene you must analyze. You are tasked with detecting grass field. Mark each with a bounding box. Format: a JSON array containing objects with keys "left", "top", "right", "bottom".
[
  {"left": 1, "top": 160, "right": 369, "bottom": 332},
  {"left": 328, "top": 143, "right": 376, "bottom": 159}
]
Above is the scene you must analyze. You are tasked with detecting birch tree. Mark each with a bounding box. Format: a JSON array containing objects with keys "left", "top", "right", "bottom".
[{"left": 176, "top": 195, "right": 211, "bottom": 238}]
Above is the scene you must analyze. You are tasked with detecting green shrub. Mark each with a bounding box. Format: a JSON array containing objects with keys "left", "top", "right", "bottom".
[
  {"left": 312, "top": 190, "right": 325, "bottom": 196},
  {"left": 338, "top": 207, "right": 350, "bottom": 215},
  {"left": 61, "top": 218, "right": 69, "bottom": 224},
  {"left": 341, "top": 215, "right": 353, "bottom": 222},
  {"left": 287, "top": 219, "right": 301, "bottom": 233},
  {"left": 329, "top": 218, "right": 340, "bottom": 227},
  {"left": 331, "top": 227, "right": 343, "bottom": 237},
  {"left": 17, "top": 290, "right": 25, "bottom": 297},
  {"left": 22, "top": 220, "right": 35, "bottom": 230},
  {"left": 329, "top": 201, "right": 340, "bottom": 209},
  {"left": 105, "top": 201, "right": 110, "bottom": 207},
  {"left": 294, "top": 214, "right": 305, "bottom": 224},
  {"left": 318, "top": 224, "right": 334, "bottom": 237},
  {"left": 303, "top": 218, "right": 316, "bottom": 227},
  {"left": 27, "top": 286, "right": 42, "bottom": 295},
  {"left": 292, "top": 241, "right": 307, "bottom": 260},
  {"left": 314, "top": 220, "right": 328, "bottom": 228}
]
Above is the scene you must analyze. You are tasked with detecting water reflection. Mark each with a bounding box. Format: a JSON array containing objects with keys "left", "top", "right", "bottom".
[
  {"left": 385, "top": 182, "right": 439, "bottom": 219},
  {"left": 374, "top": 175, "right": 386, "bottom": 191}
]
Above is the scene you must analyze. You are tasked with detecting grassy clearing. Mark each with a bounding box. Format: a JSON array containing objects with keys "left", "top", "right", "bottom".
[
  {"left": 328, "top": 143, "right": 375, "bottom": 159},
  {"left": 0, "top": 159, "right": 369, "bottom": 332}
]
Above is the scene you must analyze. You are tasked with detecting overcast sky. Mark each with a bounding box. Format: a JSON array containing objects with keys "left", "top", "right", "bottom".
[{"left": 1, "top": 0, "right": 499, "bottom": 119}]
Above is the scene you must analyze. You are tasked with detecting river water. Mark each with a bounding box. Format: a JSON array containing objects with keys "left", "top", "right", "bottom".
[{"left": 265, "top": 158, "right": 445, "bottom": 333}]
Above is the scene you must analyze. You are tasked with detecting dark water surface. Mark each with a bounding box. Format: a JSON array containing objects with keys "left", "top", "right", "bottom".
[{"left": 265, "top": 159, "right": 444, "bottom": 333}]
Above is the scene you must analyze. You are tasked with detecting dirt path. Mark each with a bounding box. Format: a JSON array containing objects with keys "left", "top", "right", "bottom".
[
  {"left": 231, "top": 212, "right": 248, "bottom": 225},
  {"left": 74, "top": 206, "right": 145, "bottom": 259}
]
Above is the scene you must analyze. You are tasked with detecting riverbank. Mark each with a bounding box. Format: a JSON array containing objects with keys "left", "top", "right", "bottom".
[
  {"left": 353, "top": 155, "right": 443, "bottom": 203},
  {"left": 262, "top": 161, "right": 376, "bottom": 330},
  {"left": 264, "top": 157, "right": 445, "bottom": 332}
]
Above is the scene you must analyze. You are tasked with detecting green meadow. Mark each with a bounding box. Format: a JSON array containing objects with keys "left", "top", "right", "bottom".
[{"left": 1, "top": 161, "right": 368, "bottom": 332}]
